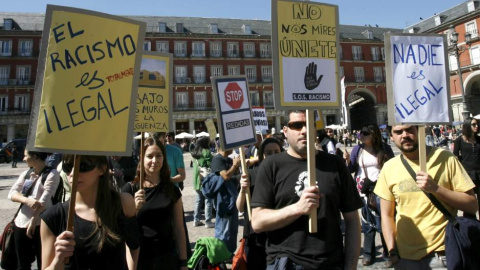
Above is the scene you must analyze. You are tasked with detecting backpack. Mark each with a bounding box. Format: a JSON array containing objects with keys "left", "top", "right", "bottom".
[
  {"left": 192, "top": 255, "right": 228, "bottom": 270},
  {"left": 26, "top": 166, "right": 65, "bottom": 205}
]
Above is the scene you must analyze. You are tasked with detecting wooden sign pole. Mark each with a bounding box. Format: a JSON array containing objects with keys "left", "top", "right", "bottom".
[
  {"left": 64, "top": 154, "right": 81, "bottom": 264},
  {"left": 307, "top": 109, "right": 317, "bottom": 233},
  {"left": 239, "top": 147, "right": 252, "bottom": 221},
  {"left": 418, "top": 126, "right": 427, "bottom": 172},
  {"left": 139, "top": 132, "right": 145, "bottom": 188}
]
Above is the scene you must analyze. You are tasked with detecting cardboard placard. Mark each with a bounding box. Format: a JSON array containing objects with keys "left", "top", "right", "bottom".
[
  {"left": 211, "top": 76, "right": 257, "bottom": 151},
  {"left": 385, "top": 34, "right": 452, "bottom": 125},
  {"left": 205, "top": 118, "right": 217, "bottom": 142},
  {"left": 252, "top": 106, "right": 269, "bottom": 134},
  {"left": 272, "top": 0, "right": 340, "bottom": 109},
  {"left": 135, "top": 52, "right": 173, "bottom": 132},
  {"left": 27, "top": 5, "right": 146, "bottom": 155}
]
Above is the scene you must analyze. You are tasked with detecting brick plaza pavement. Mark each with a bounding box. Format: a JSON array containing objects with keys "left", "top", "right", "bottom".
[{"left": 0, "top": 143, "right": 415, "bottom": 269}]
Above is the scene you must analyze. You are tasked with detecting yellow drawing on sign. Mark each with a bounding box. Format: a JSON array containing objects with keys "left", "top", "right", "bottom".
[
  {"left": 135, "top": 54, "right": 171, "bottom": 132},
  {"left": 35, "top": 10, "right": 140, "bottom": 152}
]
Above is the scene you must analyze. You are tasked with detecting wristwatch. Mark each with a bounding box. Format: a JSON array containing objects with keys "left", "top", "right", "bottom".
[{"left": 388, "top": 249, "right": 399, "bottom": 258}]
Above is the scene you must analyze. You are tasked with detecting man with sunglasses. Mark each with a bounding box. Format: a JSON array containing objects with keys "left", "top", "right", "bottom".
[
  {"left": 374, "top": 125, "right": 477, "bottom": 269},
  {"left": 251, "top": 110, "right": 363, "bottom": 270}
]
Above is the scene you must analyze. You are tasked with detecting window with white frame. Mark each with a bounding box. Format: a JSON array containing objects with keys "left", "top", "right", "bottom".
[
  {"left": 0, "top": 40, "right": 12, "bottom": 56},
  {"left": 176, "top": 92, "right": 188, "bottom": 109},
  {"left": 19, "top": 40, "right": 33, "bottom": 57},
  {"left": 339, "top": 66, "right": 344, "bottom": 79},
  {"left": 209, "top": 24, "right": 218, "bottom": 34},
  {"left": 250, "top": 91, "right": 260, "bottom": 106},
  {"left": 15, "top": 94, "right": 29, "bottom": 112},
  {"left": 446, "top": 29, "right": 454, "bottom": 46},
  {"left": 244, "top": 42, "right": 255, "bottom": 57},
  {"left": 175, "top": 66, "right": 187, "bottom": 83},
  {"left": 158, "top": 22, "right": 167, "bottom": 33},
  {"left": 228, "top": 65, "right": 239, "bottom": 76},
  {"left": 174, "top": 41, "right": 186, "bottom": 57},
  {"left": 192, "top": 42, "right": 205, "bottom": 57},
  {"left": 381, "top": 47, "right": 385, "bottom": 60},
  {"left": 354, "top": 67, "right": 364, "bottom": 82},
  {"left": 242, "top": 25, "right": 252, "bottom": 34},
  {"left": 144, "top": 41, "right": 151, "bottom": 51},
  {"left": 371, "top": 47, "right": 380, "bottom": 61},
  {"left": 227, "top": 42, "right": 239, "bottom": 57},
  {"left": 211, "top": 66, "right": 223, "bottom": 77},
  {"left": 193, "top": 66, "right": 205, "bottom": 83},
  {"left": 469, "top": 1, "right": 476, "bottom": 12},
  {"left": 466, "top": 21, "right": 478, "bottom": 38},
  {"left": 352, "top": 46, "right": 362, "bottom": 60},
  {"left": 156, "top": 41, "right": 169, "bottom": 53},
  {"left": 260, "top": 43, "right": 271, "bottom": 58},
  {"left": 263, "top": 91, "right": 274, "bottom": 107},
  {"left": 373, "top": 67, "right": 383, "bottom": 82},
  {"left": 0, "top": 66, "right": 9, "bottom": 85},
  {"left": 210, "top": 42, "right": 222, "bottom": 57},
  {"left": 261, "top": 66, "right": 272, "bottom": 83},
  {"left": 194, "top": 92, "right": 206, "bottom": 108},
  {"left": 471, "top": 46, "right": 480, "bottom": 65},
  {"left": 449, "top": 54, "right": 458, "bottom": 71},
  {"left": 338, "top": 45, "right": 343, "bottom": 60},
  {"left": 0, "top": 96, "right": 7, "bottom": 113},
  {"left": 17, "top": 66, "right": 31, "bottom": 84},
  {"left": 245, "top": 66, "right": 257, "bottom": 82},
  {"left": 175, "top": 23, "right": 184, "bottom": 33}
]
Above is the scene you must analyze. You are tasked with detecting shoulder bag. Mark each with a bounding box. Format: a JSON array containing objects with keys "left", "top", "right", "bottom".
[
  {"left": 401, "top": 155, "right": 480, "bottom": 270},
  {"left": 360, "top": 150, "right": 378, "bottom": 212},
  {"left": 196, "top": 158, "right": 211, "bottom": 180}
]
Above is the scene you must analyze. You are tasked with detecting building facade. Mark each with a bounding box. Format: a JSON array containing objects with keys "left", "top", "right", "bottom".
[
  {"left": 406, "top": 0, "right": 480, "bottom": 121},
  {"left": 0, "top": 11, "right": 404, "bottom": 143}
]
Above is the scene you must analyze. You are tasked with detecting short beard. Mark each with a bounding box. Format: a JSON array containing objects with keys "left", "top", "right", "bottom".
[{"left": 399, "top": 142, "right": 418, "bottom": 153}]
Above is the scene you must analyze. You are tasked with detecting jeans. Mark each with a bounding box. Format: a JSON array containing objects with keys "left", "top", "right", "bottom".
[
  {"left": 194, "top": 190, "right": 213, "bottom": 223},
  {"left": 426, "top": 135, "right": 434, "bottom": 147},
  {"left": 394, "top": 253, "right": 447, "bottom": 269},
  {"left": 214, "top": 209, "right": 238, "bottom": 254}
]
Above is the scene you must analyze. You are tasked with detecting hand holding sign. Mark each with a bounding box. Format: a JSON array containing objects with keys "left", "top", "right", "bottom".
[{"left": 304, "top": 62, "right": 323, "bottom": 90}]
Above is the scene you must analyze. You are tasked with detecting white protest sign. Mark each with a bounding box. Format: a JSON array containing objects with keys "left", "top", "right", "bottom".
[
  {"left": 386, "top": 34, "right": 451, "bottom": 124},
  {"left": 211, "top": 76, "right": 257, "bottom": 151},
  {"left": 252, "top": 107, "right": 268, "bottom": 133}
]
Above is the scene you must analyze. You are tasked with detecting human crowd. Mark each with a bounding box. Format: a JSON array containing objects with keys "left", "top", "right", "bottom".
[{"left": 4, "top": 110, "right": 480, "bottom": 270}]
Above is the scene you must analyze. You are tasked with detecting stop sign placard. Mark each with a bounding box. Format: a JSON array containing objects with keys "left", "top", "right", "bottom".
[{"left": 224, "top": 82, "right": 244, "bottom": 109}]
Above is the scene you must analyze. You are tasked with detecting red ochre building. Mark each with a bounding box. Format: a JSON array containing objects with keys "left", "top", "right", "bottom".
[{"left": 1, "top": 1, "right": 477, "bottom": 143}]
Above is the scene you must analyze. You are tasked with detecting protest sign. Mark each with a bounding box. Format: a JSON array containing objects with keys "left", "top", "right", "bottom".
[
  {"left": 205, "top": 118, "right": 217, "bottom": 142},
  {"left": 252, "top": 107, "right": 269, "bottom": 134},
  {"left": 385, "top": 34, "right": 451, "bottom": 125},
  {"left": 135, "top": 52, "right": 173, "bottom": 132},
  {"left": 314, "top": 109, "right": 325, "bottom": 130},
  {"left": 272, "top": 0, "right": 340, "bottom": 109},
  {"left": 211, "top": 76, "right": 257, "bottom": 151},
  {"left": 27, "top": 5, "right": 145, "bottom": 155}
]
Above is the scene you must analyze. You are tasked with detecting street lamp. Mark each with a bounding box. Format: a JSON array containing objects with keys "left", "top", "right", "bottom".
[{"left": 450, "top": 25, "right": 472, "bottom": 120}]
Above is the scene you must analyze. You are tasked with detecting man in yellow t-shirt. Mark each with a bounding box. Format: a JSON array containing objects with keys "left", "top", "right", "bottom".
[{"left": 375, "top": 125, "right": 477, "bottom": 269}]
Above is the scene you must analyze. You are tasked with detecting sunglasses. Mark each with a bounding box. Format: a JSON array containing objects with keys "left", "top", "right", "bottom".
[
  {"left": 62, "top": 160, "right": 97, "bottom": 174},
  {"left": 287, "top": 121, "right": 307, "bottom": 130},
  {"left": 472, "top": 124, "right": 478, "bottom": 127},
  {"left": 361, "top": 131, "right": 371, "bottom": 136}
]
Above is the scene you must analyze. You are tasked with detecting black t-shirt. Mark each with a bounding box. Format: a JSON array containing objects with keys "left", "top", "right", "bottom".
[
  {"left": 121, "top": 182, "right": 181, "bottom": 256},
  {"left": 251, "top": 151, "right": 363, "bottom": 270},
  {"left": 41, "top": 201, "right": 139, "bottom": 270}
]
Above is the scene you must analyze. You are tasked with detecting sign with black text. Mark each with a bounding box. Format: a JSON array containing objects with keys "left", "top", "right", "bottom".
[
  {"left": 252, "top": 107, "right": 269, "bottom": 133},
  {"left": 211, "top": 76, "right": 256, "bottom": 151}
]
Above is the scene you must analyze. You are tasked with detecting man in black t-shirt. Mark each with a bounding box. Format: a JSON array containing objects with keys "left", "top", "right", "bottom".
[{"left": 251, "top": 110, "right": 363, "bottom": 270}]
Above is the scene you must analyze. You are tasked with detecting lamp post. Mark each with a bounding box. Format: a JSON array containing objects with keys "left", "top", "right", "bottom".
[{"left": 450, "top": 25, "right": 472, "bottom": 120}]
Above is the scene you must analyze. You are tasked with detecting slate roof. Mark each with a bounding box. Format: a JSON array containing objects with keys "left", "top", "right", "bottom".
[{"left": 0, "top": 12, "right": 402, "bottom": 41}]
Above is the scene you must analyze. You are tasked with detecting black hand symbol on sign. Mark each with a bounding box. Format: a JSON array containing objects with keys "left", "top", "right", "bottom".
[{"left": 304, "top": 62, "right": 323, "bottom": 90}]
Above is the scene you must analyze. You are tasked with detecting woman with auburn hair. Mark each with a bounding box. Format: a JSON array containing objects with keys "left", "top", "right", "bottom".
[
  {"left": 344, "top": 124, "right": 394, "bottom": 267},
  {"left": 454, "top": 117, "right": 480, "bottom": 213},
  {"left": 122, "top": 137, "right": 188, "bottom": 270},
  {"left": 40, "top": 155, "right": 139, "bottom": 270}
]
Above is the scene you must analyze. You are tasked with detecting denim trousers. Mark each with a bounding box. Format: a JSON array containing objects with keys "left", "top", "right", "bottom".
[
  {"left": 214, "top": 209, "right": 239, "bottom": 254},
  {"left": 194, "top": 189, "right": 213, "bottom": 222},
  {"left": 394, "top": 253, "right": 447, "bottom": 270}
]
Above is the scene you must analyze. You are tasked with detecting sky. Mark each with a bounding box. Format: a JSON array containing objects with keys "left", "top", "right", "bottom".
[{"left": 3, "top": 0, "right": 467, "bottom": 29}]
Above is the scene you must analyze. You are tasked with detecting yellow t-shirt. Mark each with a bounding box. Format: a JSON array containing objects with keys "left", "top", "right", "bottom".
[{"left": 374, "top": 147, "right": 475, "bottom": 260}]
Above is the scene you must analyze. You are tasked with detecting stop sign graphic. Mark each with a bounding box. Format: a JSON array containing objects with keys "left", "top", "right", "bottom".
[{"left": 224, "top": 82, "right": 244, "bottom": 109}]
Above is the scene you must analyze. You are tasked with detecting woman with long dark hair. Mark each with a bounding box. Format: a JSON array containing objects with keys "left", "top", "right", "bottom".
[
  {"left": 40, "top": 155, "right": 139, "bottom": 269},
  {"left": 122, "top": 137, "right": 188, "bottom": 270},
  {"left": 236, "top": 138, "right": 283, "bottom": 269},
  {"left": 8, "top": 151, "right": 60, "bottom": 270},
  {"left": 454, "top": 117, "right": 480, "bottom": 212},
  {"left": 191, "top": 137, "right": 214, "bottom": 228},
  {"left": 344, "top": 124, "right": 394, "bottom": 267}
]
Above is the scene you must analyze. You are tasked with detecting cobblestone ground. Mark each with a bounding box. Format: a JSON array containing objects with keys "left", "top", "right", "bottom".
[{"left": 0, "top": 142, "right": 415, "bottom": 269}]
